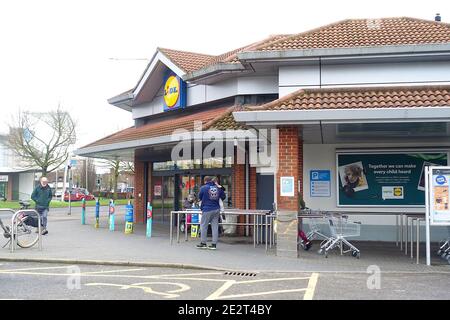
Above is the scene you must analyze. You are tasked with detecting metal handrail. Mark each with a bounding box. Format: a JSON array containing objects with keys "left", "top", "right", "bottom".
[{"left": 170, "top": 209, "right": 273, "bottom": 250}]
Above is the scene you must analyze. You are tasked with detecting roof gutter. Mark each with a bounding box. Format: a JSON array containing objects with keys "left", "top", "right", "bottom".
[
  {"left": 75, "top": 130, "right": 258, "bottom": 157},
  {"left": 182, "top": 63, "right": 249, "bottom": 82},
  {"left": 233, "top": 107, "right": 450, "bottom": 126},
  {"left": 237, "top": 43, "right": 450, "bottom": 62},
  {"left": 106, "top": 92, "right": 134, "bottom": 112}
]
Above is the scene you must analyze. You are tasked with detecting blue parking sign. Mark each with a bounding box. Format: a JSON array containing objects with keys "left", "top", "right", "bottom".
[{"left": 310, "top": 170, "right": 331, "bottom": 197}]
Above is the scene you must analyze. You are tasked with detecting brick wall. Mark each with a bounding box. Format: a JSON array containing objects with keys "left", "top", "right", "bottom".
[
  {"left": 134, "top": 156, "right": 145, "bottom": 224},
  {"left": 275, "top": 126, "right": 300, "bottom": 258},
  {"left": 249, "top": 166, "right": 257, "bottom": 210},
  {"left": 276, "top": 126, "right": 299, "bottom": 211},
  {"left": 233, "top": 163, "right": 246, "bottom": 209},
  {"left": 298, "top": 136, "right": 304, "bottom": 199}
]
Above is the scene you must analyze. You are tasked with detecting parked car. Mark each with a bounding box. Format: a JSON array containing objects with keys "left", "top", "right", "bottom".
[
  {"left": 64, "top": 188, "right": 95, "bottom": 202},
  {"left": 54, "top": 189, "right": 63, "bottom": 198}
]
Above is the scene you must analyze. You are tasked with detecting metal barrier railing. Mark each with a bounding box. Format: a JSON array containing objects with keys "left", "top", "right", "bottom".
[
  {"left": 170, "top": 209, "right": 272, "bottom": 251},
  {"left": 0, "top": 208, "right": 43, "bottom": 253}
]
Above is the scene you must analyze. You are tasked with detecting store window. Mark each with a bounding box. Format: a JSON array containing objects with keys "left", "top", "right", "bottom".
[{"left": 153, "top": 156, "right": 232, "bottom": 171}]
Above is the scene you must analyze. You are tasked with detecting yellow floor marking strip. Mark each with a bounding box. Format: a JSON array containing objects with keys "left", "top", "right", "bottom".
[
  {"left": 161, "top": 272, "right": 223, "bottom": 277},
  {"left": 303, "top": 273, "right": 319, "bottom": 300},
  {"left": 216, "top": 288, "right": 308, "bottom": 300},
  {"left": 0, "top": 266, "right": 73, "bottom": 272},
  {"left": 0, "top": 270, "right": 226, "bottom": 282},
  {"left": 236, "top": 276, "right": 310, "bottom": 285},
  {"left": 205, "top": 280, "right": 236, "bottom": 300},
  {"left": 80, "top": 268, "right": 146, "bottom": 275}
]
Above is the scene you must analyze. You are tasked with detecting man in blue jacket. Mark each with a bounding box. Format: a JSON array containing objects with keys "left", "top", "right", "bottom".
[{"left": 196, "top": 176, "right": 226, "bottom": 250}]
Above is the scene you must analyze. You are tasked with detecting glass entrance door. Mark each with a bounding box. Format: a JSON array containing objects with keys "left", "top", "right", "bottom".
[
  {"left": 179, "top": 175, "right": 201, "bottom": 209},
  {"left": 151, "top": 176, "right": 174, "bottom": 223}
]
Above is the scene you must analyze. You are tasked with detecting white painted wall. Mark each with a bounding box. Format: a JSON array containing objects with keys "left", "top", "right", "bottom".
[
  {"left": 279, "top": 60, "right": 450, "bottom": 96},
  {"left": 19, "top": 172, "right": 34, "bottom": 199},
  {"left": 132, "top": 76, "right": 278, "bottom": 119}
]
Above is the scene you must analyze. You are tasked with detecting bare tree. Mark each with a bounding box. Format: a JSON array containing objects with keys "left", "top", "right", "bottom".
[
  {"left": 105, "top": 160, "right": 134, "bottom": 199},
  {"left": 7, "top": 107, "right": 76, "bottom": 176},
  {"left": 108, "top": 160, "right": 121, "bottom": 200},
  {"left": 80, "top": 158, "right": 96, "bottom": 192}
]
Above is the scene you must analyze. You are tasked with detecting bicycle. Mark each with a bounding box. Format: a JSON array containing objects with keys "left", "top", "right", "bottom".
[{"left": 0, "top": 201, "right": 40, "bottom": 249}]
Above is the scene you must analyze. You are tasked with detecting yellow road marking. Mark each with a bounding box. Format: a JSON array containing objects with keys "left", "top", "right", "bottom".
[
  {"left": 217, "top": 288, "right": 308, "bottom": 300},
  {"left": 0, "top": 270, "right": 224, "bottom": 281},
  {"left": 236, "top": 276, "right": 311, "bottom": 284},
  {"left": 80, "top": 268, "right": 146, "bottom": 275},
  {"left": 303, "top": 273, "right": 319, "bottom": 300},
  {"left": 0, "top": 266, "right": 73, "bottom": 272},
  {"left": 0, "top": 265, "right": 318, "bottom": 300},
  {"left": 206, "top": 275, "right": 313, "bottom": 300},
  {"left": 85, "top": 281, "right": 191, "bottom": 298},
  {"left": 205, "top": 280, "right": 236, "bottom": 300}
]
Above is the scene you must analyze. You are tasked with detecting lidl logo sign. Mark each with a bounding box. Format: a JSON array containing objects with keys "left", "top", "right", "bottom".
[
  {"left": 164, "top": 75, "right": 180, "bottom": 108},
  {"left": 163, "top": 72, "right": 186, "bottom": 111},
  {"left": 393, "top": 187, "right": 403, "bottom": 197}
]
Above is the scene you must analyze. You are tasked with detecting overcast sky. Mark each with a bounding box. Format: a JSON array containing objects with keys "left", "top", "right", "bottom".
[{"left": 0, "top": 0, "right": 448, "bottom": 149}]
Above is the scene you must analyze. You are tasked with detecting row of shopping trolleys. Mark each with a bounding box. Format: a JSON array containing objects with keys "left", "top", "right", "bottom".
[
  {"left": 437, "top": 238, "right": 450, "bottom": 264},
  {"left": 298, "top": 209, "right": 361, "bottom": 259}
]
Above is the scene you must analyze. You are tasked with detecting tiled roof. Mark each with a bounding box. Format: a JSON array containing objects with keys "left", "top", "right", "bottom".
[
  {"left": 82, "top": 106, "right": 235, "bottom": 148},
  {"left": 257, "top": 17, "right": 450, "bottom": 51},
  {"left": 207, "top": 106, "right": 248, "bottom": 130},
  {"left": 207, "top": 34, "right": 292, "bottom": 65},
  {"left": 159, "top": 18, "right": 450, "bottom": 75},
  {"left": 158, "top": 34, "right": 292, "bottom": 73},
  {"left": 158, "top": 48, "right": 215, "bottom": 73},
  {"left": 249, "top": 86, "right": 450, "bottom": 111}
]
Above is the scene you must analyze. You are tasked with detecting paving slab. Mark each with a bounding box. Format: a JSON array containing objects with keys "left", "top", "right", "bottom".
[{"left": 0, "top": 207, "right": 449, "bottom": 273}]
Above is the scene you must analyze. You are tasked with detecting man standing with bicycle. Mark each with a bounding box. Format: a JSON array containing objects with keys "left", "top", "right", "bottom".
[{"left": 31, "top": 176, "right": 52, "bottom": 235}]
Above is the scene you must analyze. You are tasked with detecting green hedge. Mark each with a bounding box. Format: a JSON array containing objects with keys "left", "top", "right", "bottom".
[{"left": 93, "top": 191, "right": 133, "bottom": 199}]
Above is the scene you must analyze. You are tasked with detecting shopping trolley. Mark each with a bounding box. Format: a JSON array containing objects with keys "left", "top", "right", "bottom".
[
  {"left": 298, "top": 209, "right": 331, "bottom": 251},
  {"left": 437, "top": 237, "right": 450, "bottom": 264},
  {"left": 318, "top": 213, "right": 361, "bottom": 259}
]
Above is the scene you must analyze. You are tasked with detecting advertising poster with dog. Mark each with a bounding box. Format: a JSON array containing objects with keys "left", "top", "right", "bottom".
[{"left": 337, "top": 153, "right": 447, "bottom": 206}]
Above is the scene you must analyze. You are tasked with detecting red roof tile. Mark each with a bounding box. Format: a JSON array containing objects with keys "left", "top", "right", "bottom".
[
  {"left": 158, "top": 48, "right": 216, "bottom": 73},
  {"left": 249, "top": 86, "right": 450, "bottom": 111},
  {"left": 256, "top": 17, "right": 450, "bottom": 51},
  {"left": 82, "top": 106, "right": 235, "bottom": 148}
]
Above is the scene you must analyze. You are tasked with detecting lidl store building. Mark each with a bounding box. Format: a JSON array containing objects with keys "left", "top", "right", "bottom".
[{"left": 76, "top": 17, "right": 450, "bottom": 243}]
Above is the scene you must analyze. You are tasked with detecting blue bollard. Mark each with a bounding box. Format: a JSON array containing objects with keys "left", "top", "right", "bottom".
[
  {"left": 81, "top": 198, "right": 86, "bottom": 225},
  {"left": 109, "top": 199, "right": 115, "bottom": 231},
  {"left": 125, "top": 201, "right": 134, "bottom": 234},
  {"left": 95, "top": 199, "right": 100, "bottom": 228},
  {"left": 146, "top": 202, "right": 152, "bottom": 238}
]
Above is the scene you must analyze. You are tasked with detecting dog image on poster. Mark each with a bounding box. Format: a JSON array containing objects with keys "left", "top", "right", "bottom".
[{"left": 339, "top": 161, "right": 369, "bottom": 197}]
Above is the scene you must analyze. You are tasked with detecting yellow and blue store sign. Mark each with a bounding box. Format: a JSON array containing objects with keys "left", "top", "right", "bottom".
[{"left": 163, "top": 72, "right": 186, "bottom": 111}]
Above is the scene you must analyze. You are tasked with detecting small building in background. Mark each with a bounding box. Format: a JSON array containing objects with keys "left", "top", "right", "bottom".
[{"left": 0, "top": 133, "right": 39, "bottom": 201}]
